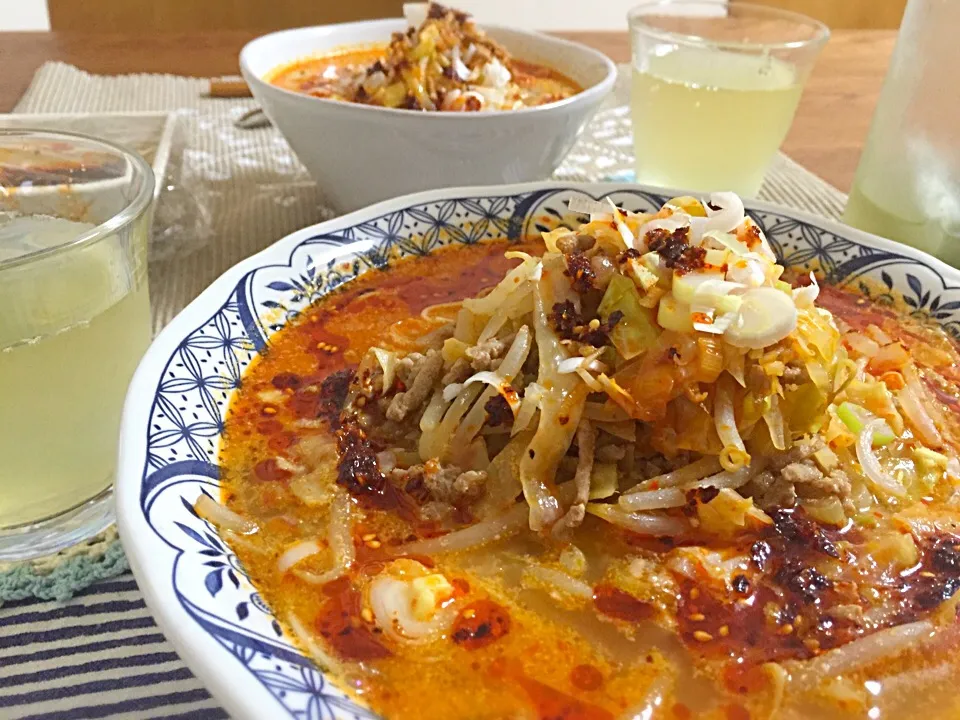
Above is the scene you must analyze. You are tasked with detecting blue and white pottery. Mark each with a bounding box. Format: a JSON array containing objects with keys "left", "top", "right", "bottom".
[{"left": 116, "top": 181, "right": 960, "bottom": 720}]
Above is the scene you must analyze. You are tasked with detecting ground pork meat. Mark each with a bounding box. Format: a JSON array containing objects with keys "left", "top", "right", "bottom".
[
  {"left": 394, "top": 352, "right": 424, "bottom": 386},
  {"left": 746, "top": 457, "right": 854, "bottom": 512},
  {"left": 796, "top": 467, "right": 855, "bottom": 511},
  {"left": 635, "top": 452, "right": 694, "bottom": 481},
  {"left": 551, "top": 503, "right": 586, "bottom": 539},
  {"left": 746, "top": 469, "right": 798, "bottom": 510},
  {"left": 746, "top": 364, "right": 772, "bottom": 395},
  {"left": 768, "top": 437, "right": 825, "bottom": 472},
  {"left": 428, "top": 468, "right": 486, "bottom": 505},
  {"left": 388, "top": 462, "right": 487, "bottom": 507},
  {"left": 780, "top": 461, "right": 823, "bottom": 486},
  {"left": 781, "top": 363, "right": 809, "bottom": 387},
  {"left": 386, "top": 350, "right": 443, "bottom": 422},
  {"left": 371, "top": 417, "right": 414, "bottom": 445},
  {"left": 441, "top": 357, "right": 472, "bottom": 385},
  {"left": 596, "top": 444, "right": 626, "bottom": 463},
  {"left": 465, "top": 336, "right": 510, "bottom": 372},
  {"left": 418, "top": 501, "right": 455, "bottom": 523},
  {"left": 426, "top": 323, "right": 456, "bottom": 345}
]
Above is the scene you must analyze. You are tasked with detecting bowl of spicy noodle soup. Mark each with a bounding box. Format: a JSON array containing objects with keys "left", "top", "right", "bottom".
[
  {"left": 118, "top": 181, "right": 960, "bottom": 720},
  {"left": 239, "top": 5, "right": 616, "bottom": 212}
]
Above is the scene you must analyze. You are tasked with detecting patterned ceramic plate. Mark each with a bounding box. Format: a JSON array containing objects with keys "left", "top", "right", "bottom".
[{"left": 116, "top": 181, "right": 960, "bottom": 720}]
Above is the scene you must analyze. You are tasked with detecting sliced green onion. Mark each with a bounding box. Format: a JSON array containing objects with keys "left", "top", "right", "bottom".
[{"left": 837, "top": 401, "right": 896, "bottom": 447}]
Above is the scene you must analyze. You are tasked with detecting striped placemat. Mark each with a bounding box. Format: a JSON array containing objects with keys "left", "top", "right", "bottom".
[
  {"left": 0, "top": 577, "right": 224, "bottom": 719},
  {"left": 2, "top": 60, "right": 848, "bottom": 719}
]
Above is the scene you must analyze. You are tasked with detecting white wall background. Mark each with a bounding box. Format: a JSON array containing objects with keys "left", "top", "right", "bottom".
[
  {"left": 0, "top": 0, "right": 722, "bottom": 32},
  {"left": 0, "top": 0, "right": 49, "bottom": 29},
  {"left": 454, "top": 1, "right": 640, "bottom": 30},
  {"left": 457, "top": 1, "right": 724, "bottom": 29}
]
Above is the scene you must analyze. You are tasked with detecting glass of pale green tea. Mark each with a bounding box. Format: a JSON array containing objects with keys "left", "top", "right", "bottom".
[
  {"left": 0, "top": 130, "right": 154, "bottom": 561},
  {"left": 628, "top": 1, "right": 829, "bottom": 196}
]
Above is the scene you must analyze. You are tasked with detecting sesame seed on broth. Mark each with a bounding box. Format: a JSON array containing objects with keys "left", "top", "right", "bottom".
[{"left": 218, "top": 236, "right": 960, "bottom": 720}]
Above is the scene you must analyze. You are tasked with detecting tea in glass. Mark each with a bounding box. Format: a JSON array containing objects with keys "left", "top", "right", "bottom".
[
  {"left": 629, "top": 1, "right": 828, "bottom": 196},
  {"left": 0, "top": 130, "right": 155, "bottom": 560}
]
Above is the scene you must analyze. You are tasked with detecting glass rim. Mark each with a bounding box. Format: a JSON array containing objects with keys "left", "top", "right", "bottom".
[
  {"left": 0, "top": 128, "right": 155, "bottom": 272},
  {"left": 628, "top": 0, "right": 831, "bottom": 53}
]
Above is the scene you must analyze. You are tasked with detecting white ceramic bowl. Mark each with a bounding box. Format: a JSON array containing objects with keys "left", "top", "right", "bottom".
[
  {"left": 117, "top": 181, "right": 960, "bottom": 720},
  {"left": 240, "top": 20, "right": 616, "bottom": 212}
]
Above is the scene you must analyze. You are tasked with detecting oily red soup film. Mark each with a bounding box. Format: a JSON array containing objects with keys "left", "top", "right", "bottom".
[{"left": 218, "top": 239, "right": 960, "bottom": 720}]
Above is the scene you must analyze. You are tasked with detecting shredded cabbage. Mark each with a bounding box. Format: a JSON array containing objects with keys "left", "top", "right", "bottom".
[
  {"left": 329, "top": 190, "right": 959, "bottom": 546},
  {"left": 519, "top": 254, "right": 588, "bottom": 531},
  {"left": 598, "top": 274, "right": 660, "bottom": 359},
  {"left": 450, "top": 327, "right": 532, "bottom": 460},
  {"left": 462, "top": 254, "right": 538, "bottom": 316}
]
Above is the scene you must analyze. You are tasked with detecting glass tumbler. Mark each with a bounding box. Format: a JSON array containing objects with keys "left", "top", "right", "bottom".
[
  {"left": 628, "top": 0, "right": 829, "bottom": 196},
  {"left": 0, "top": 130, "right": 155, "bottom": 561},
  {"left": 842, "top": 0, "right": 960, "bottom": 267}
]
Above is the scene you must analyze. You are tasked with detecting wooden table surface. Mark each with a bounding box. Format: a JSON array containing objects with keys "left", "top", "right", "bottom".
[{"left": 0, "top": 29, "right": 896, "bottom": 193}]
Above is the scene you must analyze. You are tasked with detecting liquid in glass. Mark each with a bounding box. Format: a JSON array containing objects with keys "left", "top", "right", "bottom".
[
  {"left": 629, "top": 1, "right": 828, "bottom": 197},
  {"left": 0, "top": 130, "right": 155, "bottom": 560}
]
